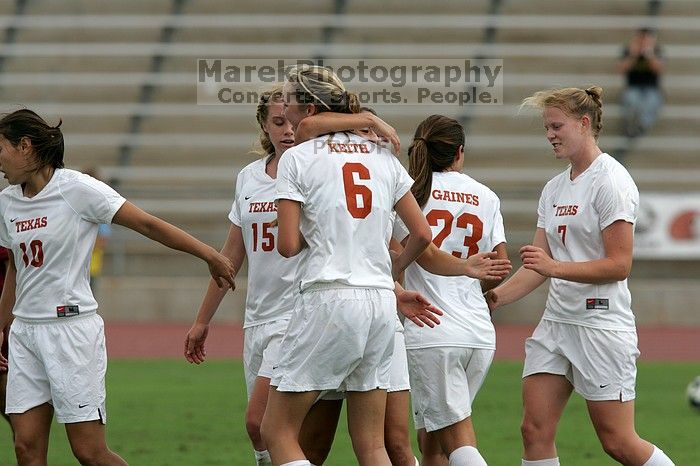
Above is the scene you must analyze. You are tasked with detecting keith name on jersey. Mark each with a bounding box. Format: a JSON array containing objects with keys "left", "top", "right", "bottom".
[
  {"left": 14, "top": 216, "right": 48, "bottom": 233},
  {"left": 554, "top": 204, "right": 578, "bottom": 217},
  {"left": 248, "top": 201, "right": 277, "bottom": 213},
  {"left": 328, "top": 142, "right": 370, "bottom": 154}
]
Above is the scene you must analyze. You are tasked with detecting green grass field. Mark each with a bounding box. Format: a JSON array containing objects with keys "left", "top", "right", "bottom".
[{"left": 1, "top": 360, "right": 698, "bottom": 465}]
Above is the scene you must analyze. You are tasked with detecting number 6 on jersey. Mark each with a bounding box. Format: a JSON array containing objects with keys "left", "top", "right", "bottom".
[{"left": 342, "top": 162, "right": 372, "bottom": 219}]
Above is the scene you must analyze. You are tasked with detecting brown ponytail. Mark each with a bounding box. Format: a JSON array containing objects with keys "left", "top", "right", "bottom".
[{"left": 408, "top": 115, "right": 465, "bottom": 208}]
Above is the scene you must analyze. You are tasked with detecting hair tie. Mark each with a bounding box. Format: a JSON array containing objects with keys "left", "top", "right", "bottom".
[
  {"left": 415, "top": 137, "right": 428, "bottom": 144},
  {"left": 585, "top": 89, "right": 595, "bottom": 98}
]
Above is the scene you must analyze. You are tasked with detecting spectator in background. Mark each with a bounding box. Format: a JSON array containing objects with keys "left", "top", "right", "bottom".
[
  {"left": 617, "top": 28, "right": 664, "bottom": 158},
  {"left": 83, "top": 168, "right": 112, "bottom": 296}
]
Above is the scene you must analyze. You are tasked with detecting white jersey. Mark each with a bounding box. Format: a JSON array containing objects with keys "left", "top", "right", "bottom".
[
  {"left": 276, "top": 132, "right": 413, "bottom": 291},
  {"left": 538, "top": 153, "right": 639, "bottom": 330},
  {"left": 229, "top": 157, "right": 302, "bottom": 328},
  {"left": 395, "top": 171, "right": 506, "bottom": 350},
  {"left": 0, "top": 169, "right": 126, "bottom": 321}
]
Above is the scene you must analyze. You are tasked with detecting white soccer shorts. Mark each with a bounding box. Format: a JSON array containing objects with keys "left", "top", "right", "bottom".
[
  {"left": 243, "top": 317, "right": 291, "bottom": 399},
  {"left": 407, "top": 346, "right": 494, "bottom": 432},
  {"left": 6, "top": 313, "right": 107, "bottom": 424},
  {"left": 272, "top": 287, "right": 395, "bottom": 393},
  {"left": 523, "top": 319, "right": 640, "bottom": 402},
  {"left": 388, "top": 330, "right": 410, "bottom": 392}
]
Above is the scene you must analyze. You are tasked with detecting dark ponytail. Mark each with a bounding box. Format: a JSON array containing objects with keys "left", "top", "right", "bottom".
[
  {"left": 408, "top": 115, "right": 465, "bottom": 207},
  {"left": 0, "top": 109, "right": 64, "bottom": 169}
]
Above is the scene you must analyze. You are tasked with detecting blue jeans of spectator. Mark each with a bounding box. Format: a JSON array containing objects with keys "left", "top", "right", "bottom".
[{"left": 621, "top": 86, "right": 663, "bottom": 137}]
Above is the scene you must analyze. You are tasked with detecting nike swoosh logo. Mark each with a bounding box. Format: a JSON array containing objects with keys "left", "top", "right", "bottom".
[
  {"left": 10, "top": 217, "right": 18, "bottom": 222},
  {"left": 599, "top": 384, "right": 610, "bottom": 388},
  {"left": 78, "top": 404, "right": 88, "bottom": 408},
  {"left": 244, "top": 196, "right": 252, "bottom": 200}
]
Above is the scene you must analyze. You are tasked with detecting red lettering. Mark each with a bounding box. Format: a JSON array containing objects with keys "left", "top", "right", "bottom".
[
  {"left": 14, "top": 217, "right": 48, "bottom": 233},
  {"left": 430, "top": 191, "right": 478, "bottom": 206},
  {"left": 555, "top": 205, "right": 579, "bottom": 217},
  {"left": 328, "top": 142, "right": 371, "bottom": 154}
]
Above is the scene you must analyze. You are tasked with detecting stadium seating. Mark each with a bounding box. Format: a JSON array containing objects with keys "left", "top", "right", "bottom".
[{"left": 0, "top": 0, "right": 698, "bottom": 322}]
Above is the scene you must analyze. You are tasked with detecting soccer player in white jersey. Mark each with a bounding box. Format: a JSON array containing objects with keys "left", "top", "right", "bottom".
[
  {"left": 286, "top": 106, "right": 511, "bottom": 466},
  {"left": 0, "top": 109, "right": 235, "bottom": 465},
  {"left": 184, "top": 89, "right": 423, "bottom": 466},
  {"left": 390, "top": 115, "right": 508, "bottom": 466},
  {"left": 487, "top": 87, "right": 675, "bottom": 466},
  {"left": 258, "top": 65, "right": 442, "bottom": 466}
]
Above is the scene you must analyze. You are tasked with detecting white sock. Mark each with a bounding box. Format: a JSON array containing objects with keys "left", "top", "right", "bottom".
[
  {"left": 415, "top": 456, "right": 420, "bottom": 466},
  {"left": 254, "top": 450, "right": 272, "bottom": 466},
  {"left": 643, "top": 446, "right": 675, "bottom": 466},
  {"left": 522, "top": 459, "right": 560, "bottom": 466},
  {"left": 280, "top": 461, "right": 312, "bottom": 466},
  {"left": 449, "top": 446, "right": 487, "bottom": 466}
]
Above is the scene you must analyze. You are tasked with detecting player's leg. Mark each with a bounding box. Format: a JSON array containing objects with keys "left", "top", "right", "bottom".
[
  {"left": 261, "top": 388, "right": 320, "bottom": 465},
  {"left": 521, "top": 321, "right": 575, "bottom": 463},
  {"left": 385, "top": 390, "right": 416, "bottom": 466},
  {"left": 521, "top": 374, "right": 572, "bottom": 462},
  {"left": 346, "top": 389, "right": 391, "bottom": 466},
  {"left": 246, "top": 376, "right": 274, "bottom": 464},
  {"left": 261, "top": 290, "right": 351, "bottom": 465},
  {"left": 574, "top": 327, "right": 674, "bottom": 465},
  {"left": 417, "top": 429, "right": 448, "bottom": 466},
  {"left": 430, "top": 349, "right": 492, "bottom": 465},
  {"left": 65, "top": 420, "right": 128, "bottom": 466},
  {"left": 0, "top": 324, "right": 9, "bottom": 427},
  {"left": 437, "top": 417, "right": 495, "bottom": 466},
  {"left": 586, "top": 400, "right": 657, "bottom": 465},
  {"left": 10, "top": 404, "right": 53, "bottom": 466},
  {"left": 344, "top": 289, "right": 396, "bottom": 465},
  {"left": 385, "top": 329, "right": 418, "bottom": 466},
  {"left": 42, "top": 315, "right": 126, "bottom": 465},
  {"left": 299, "top": 397, "right": 343, "bottom": 465},
  {"left": 6, "top": 320, "right": 54, "bottom": 464},
  {"left": 244, "top": 318, "right": 290, "bottom": 465}
]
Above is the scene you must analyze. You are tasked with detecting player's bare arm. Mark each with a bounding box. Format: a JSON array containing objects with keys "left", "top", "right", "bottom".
[
  {"left": 522, "top": 220, "right": 633, "bottom": 284},
  {"left": 0, "top": 253, "right": 15, "bottom": 371},
  {"left": 392, "top": 193, "right": 432, "bottom": 279},
  {"left": 394, "top": 282, "right": 442, "bottom": 328},
  {"left": 276, "top": 199, "right": 307, "bottom": 258},
  {"left": 411, "top": 238, "right": 511, "bottom": 282},
  {"left": 112, "top": 201, "right": 235, "bottom": 289},
  {"left": 295, "top": 112, "right": 400, "bottom": 154},
  {"left": 486, "top": 228, "right": 550, "bottom": 312},
  {"left": 185, "top": 225, "right": 247, "bottom": 364}
]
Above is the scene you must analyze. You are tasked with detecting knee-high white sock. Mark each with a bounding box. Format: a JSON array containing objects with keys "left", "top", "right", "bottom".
[
  {"left": 280, "top": 461, "right": 312, "bottom": 466},
  {"left": 449, "top": 446, "right": 487, "bottom": 466},
  {"left": 415, "top": 456, "right": 420, "bottom": 466},
  {"left": 254, "top": 450, "right": 272, "bottom": 466},
  {"left": 522, "top": 459, "right": 560, "bottom": 466},
  {"left": 643, "top": 446, "right": 675, "bottom": 466}
]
